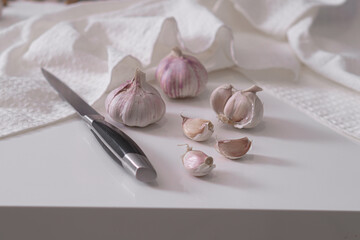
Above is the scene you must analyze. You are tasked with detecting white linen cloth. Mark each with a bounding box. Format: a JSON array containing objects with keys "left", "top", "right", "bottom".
[{"left": 0, "top": 0, "right": 359, "bottom": 140}]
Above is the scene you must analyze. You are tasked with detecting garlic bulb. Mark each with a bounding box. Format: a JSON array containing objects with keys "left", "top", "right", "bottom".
[
  {"left": 215, "top": 137, "right": 252, "bottom": 159},
  {"left": 156, "top": 47, "right": 208, "bottom": 98},
  {"left": 105, "top": 69, "right": 166, "bottom": 127},
  {"left": 181, "top": 145, "right": 215, "bottom": 177},
  {"left": 181, "top": 115, "right": 214, "bottom": 141},
  {"left": 210, "top": 85, "right": 263, "bottom": 129}
]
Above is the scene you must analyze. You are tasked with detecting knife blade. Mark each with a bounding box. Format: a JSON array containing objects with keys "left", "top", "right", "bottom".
[{"left": 41, "top": 68, "right": 157, "bottom": 182}]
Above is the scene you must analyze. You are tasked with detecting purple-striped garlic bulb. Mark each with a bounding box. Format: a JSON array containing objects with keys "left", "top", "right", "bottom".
[
  {"left": 210, "top": 85, "right": 264, "bottom": 129},
  {"left": 156, "top": 47, "right": 208, "bottom": 98},
  {"left": 105, "top": 69, "right": 166, "bottom": 127},
  {"left": 181, "top": 144, "right": 215, "bottom": 177}
]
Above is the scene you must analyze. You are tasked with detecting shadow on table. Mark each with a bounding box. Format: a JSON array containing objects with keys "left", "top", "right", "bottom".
[
  {"left": 126, "top": 112, "right": 184, "bottom": 139},
  {"left": 236, "top": 116, "right": 331, "bottom": 141},
  {"left": 143, "top": 144, "right": 186, "bottom": 193},
  {"left": 237, "top": 154, "right": 294, "bottom": 167},
  {"left": 199, "top": 170, "right": 260, "bottom": 189}
]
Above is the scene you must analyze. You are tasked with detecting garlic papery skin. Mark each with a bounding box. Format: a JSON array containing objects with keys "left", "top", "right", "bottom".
[
  {"left": 181, "top": 115, "right": 214, "bottom": 142},
  {"left": 181, "top": 145, "right": 215, "bottom": 177},
  {"left": 210, "top": 84, "right": 234, "bottom": 114},
  {"left": 156, "top": 47, "right": 208, "bottom": 98},
  {"left": 105, "top": 69, "right": 166, "bottom": 127},
  {"left": 211, "top": 84, "right": 264, "bottom": 129},
  {"left": 233, "top": 85, "right": 263, "bottom": 129},
  {"left": 215, "top": 137, "right": 252, "bottom": 160}
]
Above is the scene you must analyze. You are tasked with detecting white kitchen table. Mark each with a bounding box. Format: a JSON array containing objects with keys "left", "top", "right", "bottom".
[
  {"left": 1, "top": 2, "right": 360, "bottom": 240},
  {"left": 1, "top": 68, "right": 360, "bottom": 239}
]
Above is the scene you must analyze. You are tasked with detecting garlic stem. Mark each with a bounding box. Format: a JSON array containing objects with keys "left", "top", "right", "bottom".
[
  {"left": 204, "top": 157, "right": 213, "bottom": 165},
  {"left": 134, "top": 68, "right": 146, "bottom": 85},
  {"left": 171, "top": 47, "right": 183, "bottom": 57},
  {"left": 178, "top": 143, "right": 192, "bottom": 152}
]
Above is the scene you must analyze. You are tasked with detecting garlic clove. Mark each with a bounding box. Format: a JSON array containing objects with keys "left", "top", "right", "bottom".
[
  {"left": 105, "top": 81, "right": 131, "bottom": 111},
  {"left": 242, "top": 85, "right": 263, "bottom": 93},
  {"left": 234, "top": 93, "right": 263, "bottom": 129},
  {"left": 105, "top": 69, "right": 166, "bottom": 127},
  {"left": 181, "top": 145, "right": 215, "bottom": 177},
  {"left": 181, "top": 115, "right": 214, "bottom": 141},
  {"left": 223, "top": 91, "right": 252, "bottom": 123},
  {"left": 210, "top": 84, "right": 234, "bottom": 114},
  {"left": 215, "top": 137, "right": 252, "bottom": 159},
  {"left": 156, "top": 47, "right": 208, "bottom": 98},
  {"left": 233, "top": 85, "right": 263, "bottom": 128}
]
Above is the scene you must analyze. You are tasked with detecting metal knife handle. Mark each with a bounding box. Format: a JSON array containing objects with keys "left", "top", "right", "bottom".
[{"left": 90, "top": 118, "right": 157, "bottom": 182}]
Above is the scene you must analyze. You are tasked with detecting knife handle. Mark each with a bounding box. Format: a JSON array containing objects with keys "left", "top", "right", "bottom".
[
  {"left": 90, "top": 118, "right": 157, "bottom": 182},
  {"left": 90, "top": 129, "right": 122, "bottom": 166}
]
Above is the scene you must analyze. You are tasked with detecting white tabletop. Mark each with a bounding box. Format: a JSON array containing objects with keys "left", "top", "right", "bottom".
[{"left": 1, "top": 69, "right": 360, "bottom": 211}]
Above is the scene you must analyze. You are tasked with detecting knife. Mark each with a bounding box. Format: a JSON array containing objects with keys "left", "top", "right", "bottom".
[{"left": 41, "top": 68, "right": 157, "bottom": 182}]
